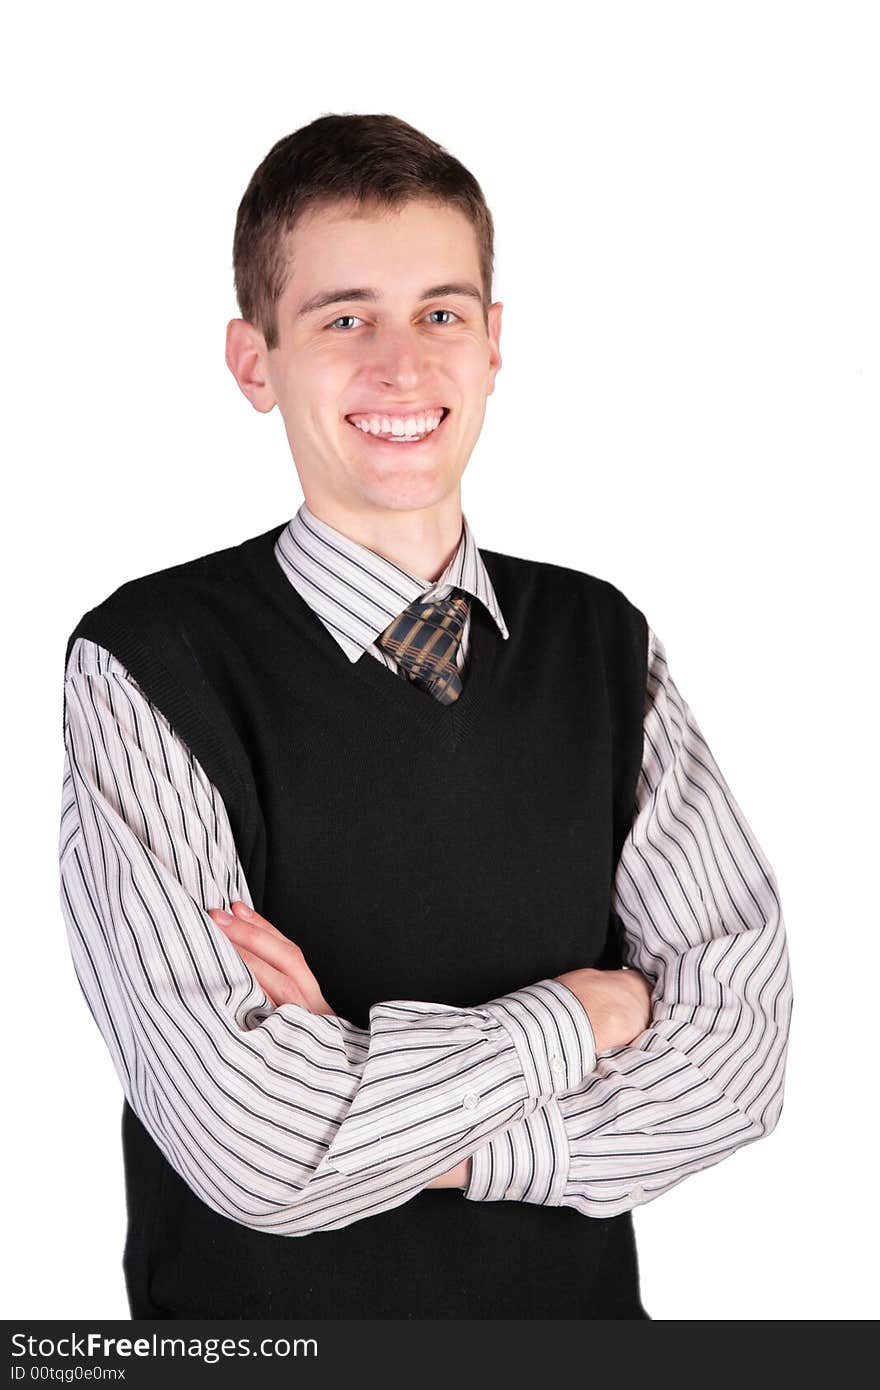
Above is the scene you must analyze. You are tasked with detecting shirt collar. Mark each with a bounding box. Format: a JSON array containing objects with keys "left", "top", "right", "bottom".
[{"left": 274, "top": 499, "right": 510, "bottom": 662}]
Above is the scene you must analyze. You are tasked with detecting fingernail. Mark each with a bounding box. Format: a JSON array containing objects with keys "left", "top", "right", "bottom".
[
  {"left": 214, "top": 910, "right": 233, "bottom": 924},
  {"left": 233, "top": 902, "right": 254, "bottom": 919}
]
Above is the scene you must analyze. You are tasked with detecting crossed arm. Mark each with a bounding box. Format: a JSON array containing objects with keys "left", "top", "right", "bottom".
[
  {"left": 206, "top": 899, "right": 476, "bottom": 1191},
  {"left": 204, "top": 902, "right": 656, "bottom": 1192},
  {"left": 60, "top": 627, "right": 793, "bottom": 1232}
]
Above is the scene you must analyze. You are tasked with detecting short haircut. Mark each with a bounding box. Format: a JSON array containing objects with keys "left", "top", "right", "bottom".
[{"left": 232, "top": 112, "right": 495, "bottom": 350}]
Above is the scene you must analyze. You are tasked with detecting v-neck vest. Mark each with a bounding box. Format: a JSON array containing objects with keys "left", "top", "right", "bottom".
[{"left": 65, "top": 520, "right": 650, "bottom": 1319}]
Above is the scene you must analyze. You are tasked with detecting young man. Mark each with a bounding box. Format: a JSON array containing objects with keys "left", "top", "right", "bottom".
[{"left": 60, "top": 113, "right": 793, "bottom": 1319}]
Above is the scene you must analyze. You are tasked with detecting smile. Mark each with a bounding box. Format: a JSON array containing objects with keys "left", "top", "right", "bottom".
[{"left": 345, "top": 407, "right": 450, "bottom": 444}]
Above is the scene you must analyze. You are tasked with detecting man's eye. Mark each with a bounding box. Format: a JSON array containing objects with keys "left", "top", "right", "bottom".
[{"left": 326, "top": 309, "right": 460, "bottom": 331}]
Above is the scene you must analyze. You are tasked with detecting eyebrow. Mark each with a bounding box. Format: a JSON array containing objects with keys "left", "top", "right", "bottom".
[{"left": 296, "top": 281, "right": 483, "bottom": 319}]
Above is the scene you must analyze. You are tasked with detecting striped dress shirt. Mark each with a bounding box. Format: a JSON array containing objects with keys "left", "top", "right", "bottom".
[{"left": 59, "top": 500, "right": 793, "bottom": 1229}]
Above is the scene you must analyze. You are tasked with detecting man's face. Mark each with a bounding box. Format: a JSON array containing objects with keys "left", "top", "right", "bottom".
[{"left": 252, "top": 198, "right": 502, "bottom": 516}]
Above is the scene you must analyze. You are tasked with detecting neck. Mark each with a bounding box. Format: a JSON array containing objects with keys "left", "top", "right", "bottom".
[{"left": 302, "top": 492, "right": 464, "bottom": 583}]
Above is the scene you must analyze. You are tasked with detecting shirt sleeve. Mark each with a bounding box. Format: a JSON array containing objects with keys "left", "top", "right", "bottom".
[
  {"left": 463, "top": 624, "right": 794, "bottom": 1212},
  {"left": 59, "top": 638, "right": 597, "bottom": 1237}
]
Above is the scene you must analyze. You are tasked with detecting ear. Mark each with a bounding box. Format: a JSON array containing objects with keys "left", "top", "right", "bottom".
[
  {"left": 486, "top": 300, "right": 503, "bottom": 396},
  {"left": 225, "top": 318, "right": 277, "bottom": 414}
]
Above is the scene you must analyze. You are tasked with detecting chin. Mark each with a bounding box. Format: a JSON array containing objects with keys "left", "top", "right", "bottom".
[{"left": 357, "top": 471, "right": 454, "bottom": 513}]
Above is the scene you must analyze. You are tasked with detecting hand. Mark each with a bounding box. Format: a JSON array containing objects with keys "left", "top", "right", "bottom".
[
  {"left": 554, "top": 965, "right": 654, "bottom": 1054},
  {"left": 423, "top": 1157, "right": 472, "bottom": 1191},
  {"left": 209, "top": 901, "right": 471, "bottom": 1191},
  {"left": 208, "top": 901, "right": 335, "bottom": 1014}
]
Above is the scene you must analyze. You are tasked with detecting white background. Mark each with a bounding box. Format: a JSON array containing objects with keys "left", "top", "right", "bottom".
[{"left": 3, "top": 0, "right": 877, "bottom": 1321}]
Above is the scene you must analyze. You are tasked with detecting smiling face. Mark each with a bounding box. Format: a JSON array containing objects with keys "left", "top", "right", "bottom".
[{"left": 228, "top": 197, "right": 502, "bottom": 519}]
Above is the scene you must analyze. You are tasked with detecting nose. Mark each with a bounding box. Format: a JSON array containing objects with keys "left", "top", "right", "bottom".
[{"left": 370, "top": 326, "right": 429, "bottom": 392}]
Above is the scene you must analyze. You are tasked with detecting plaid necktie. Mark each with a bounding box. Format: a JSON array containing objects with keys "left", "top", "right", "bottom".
[{"left": 375, "top": 589, "right": 471, "bottom": 704}]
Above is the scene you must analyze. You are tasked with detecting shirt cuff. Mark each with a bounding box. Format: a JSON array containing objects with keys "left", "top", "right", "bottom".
[
  {"left": 481, "top": 977, "right": 597, "bottom": 1098},
  {"left": 463, "top": 1098, "right": 569, "bottom": 1206}
]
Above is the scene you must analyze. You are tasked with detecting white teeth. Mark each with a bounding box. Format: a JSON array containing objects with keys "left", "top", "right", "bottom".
[{"left": 348, "top": 408, "right": 446, "bottom": 440}]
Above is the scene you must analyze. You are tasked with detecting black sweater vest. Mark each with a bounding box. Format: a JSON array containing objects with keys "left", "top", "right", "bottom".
[{"left": 65, "top": 521, "right": 650, "bottom": 1319}]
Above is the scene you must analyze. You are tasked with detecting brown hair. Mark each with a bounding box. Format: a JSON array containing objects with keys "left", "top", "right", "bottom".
[{"left": 232, "top": 113, "right": 495, "bottom": 351}]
